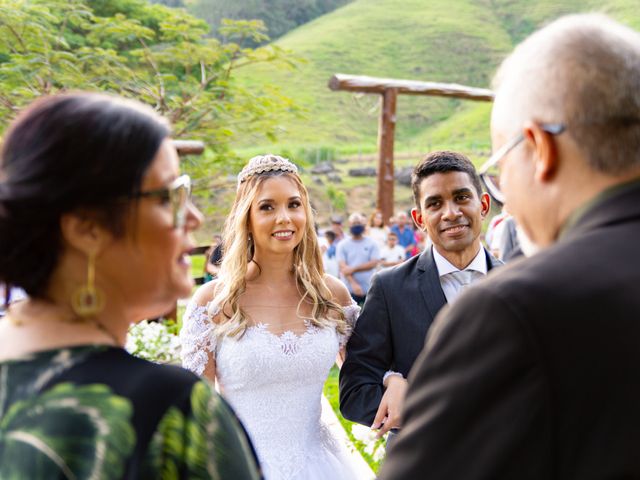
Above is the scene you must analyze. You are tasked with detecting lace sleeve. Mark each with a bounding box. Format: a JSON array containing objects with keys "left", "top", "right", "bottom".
[
  {"left": 339, "top": 301, "right": 361, "bottom": 349},
  {"left": 180, "top": 299, "right": 218, "bottom": 376}
]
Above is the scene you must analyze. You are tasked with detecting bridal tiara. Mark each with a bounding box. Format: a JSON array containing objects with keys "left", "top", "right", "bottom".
[{"left": 237, "top": 154, "right": 298, "bottom": 186}]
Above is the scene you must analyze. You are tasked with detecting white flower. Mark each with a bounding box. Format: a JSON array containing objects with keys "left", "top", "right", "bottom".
[
  {"left": 373, "top": 444, "right": 386, "bottom": 462},
  {"left": 126, "top": 319, "right": 181, "bottom": 364},
  {"left": 364, "top": 441, "right": 376, "bottom": 455},
  {"left": 351, "top": 424, "right": 377, "bottom": 443}
]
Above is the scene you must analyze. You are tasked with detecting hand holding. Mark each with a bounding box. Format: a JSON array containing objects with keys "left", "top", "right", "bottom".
[
  {"left": 341, "top": 265, "right": 355, "bottom": 276},
  {"left": 371, "top": 375, "right": 408, "bottom": 438}
]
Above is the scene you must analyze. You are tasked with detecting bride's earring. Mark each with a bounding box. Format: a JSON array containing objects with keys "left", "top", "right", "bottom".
[
  {"left": 71, "top": 250, "right": 105, "bottom": 317},
  {"left": 248, "top": 233, "right": 254, "bottom": 256}
]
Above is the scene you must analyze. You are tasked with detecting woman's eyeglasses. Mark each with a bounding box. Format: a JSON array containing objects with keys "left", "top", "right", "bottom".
[
  {"left": 478, "top": 123, "right": 565, "bottom": 205},
  {"left": 134, "top": 174, "right": 192, "bottom": 228}
]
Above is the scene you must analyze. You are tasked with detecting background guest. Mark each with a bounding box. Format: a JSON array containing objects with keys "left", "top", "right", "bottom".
[
  {"left": 378, "top": 231, "right": 405, "bottom": 269},
  {"left": 337, "top": 212, "right": 380, "bottom": 304},
  {"left": 390, "top": 211, "right": 416, "bottom": 259},
  {"left": 330, "top": 214, "right": 345, "bottom": 241},
  {"left": 204, "top": 233, "right": 223, "bottom": 282},
  {"left": 322, "top": 229, "right": 340, "bottom": 277},
  {"left": 367, "top": 209, "right": 388, "bottom": 249}
]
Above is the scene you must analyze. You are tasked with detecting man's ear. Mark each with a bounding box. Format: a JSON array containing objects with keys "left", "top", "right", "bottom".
[
  {"left": 479, "top": 192, "right": 491, "bottom": 219},
  {"left": 59, "top": 211, "right": 108, "bottom": 256},
  {"left": 523, "top": 122, "right": 559, "bottom": 183},
  {"left": 410, "top": 207, "right": 424, "bottom": 230}
]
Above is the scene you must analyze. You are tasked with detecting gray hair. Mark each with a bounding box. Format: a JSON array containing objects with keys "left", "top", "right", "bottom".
[
  {"left": 348, "top": 212, "right": 366, "bottom": 224},
  {"left": 492, "top": 13, "right": 640, "bottom": 175}
]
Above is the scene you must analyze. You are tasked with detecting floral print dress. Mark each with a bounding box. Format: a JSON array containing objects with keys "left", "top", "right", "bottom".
[{"left": 0, "top": 345, "right": 261, "bottom": 479}]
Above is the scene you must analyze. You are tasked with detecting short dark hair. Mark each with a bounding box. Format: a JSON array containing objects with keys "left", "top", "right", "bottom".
[
  {"left": 0, "top": 92, "right": 170, "bottom": 297},
  {"left": 324, "top": 230, "right": 337, "bottom": 242},
  {"left": 411, "top": 150, "right": 483, "bottom": 208}
]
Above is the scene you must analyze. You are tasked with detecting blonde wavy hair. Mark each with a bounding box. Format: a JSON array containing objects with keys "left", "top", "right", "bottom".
[{"left": 212, "top": 165, "right": 346, "bottom": 338}]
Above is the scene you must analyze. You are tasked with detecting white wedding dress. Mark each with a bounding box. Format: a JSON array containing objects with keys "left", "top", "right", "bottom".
[{"left": 180, "top": 300, "right": 362, "bottom": 480}]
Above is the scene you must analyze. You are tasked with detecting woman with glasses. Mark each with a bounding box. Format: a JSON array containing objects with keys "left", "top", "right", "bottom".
[
  {"left": 0, "top": 93, "right": 260, "bottom": 479},
  {"left": 181, "top": 155, "right": 362, "bottom": 480}
]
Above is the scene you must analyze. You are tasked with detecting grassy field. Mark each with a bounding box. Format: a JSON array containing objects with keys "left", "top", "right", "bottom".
[
  {"left": 202, "top": 0, "right": 638, "bottom": 154},
  {"left": 323, "top": 365, "right": 386, "bottom": 472},
  {"left": 228, "top": 0, "right": 640, "bottom": 158},
  {"left": 188, "top": 0, "right": 640, "bottom": 237},
  {"left": 232, "top": 0, "right": 511, "bottom": 151}
]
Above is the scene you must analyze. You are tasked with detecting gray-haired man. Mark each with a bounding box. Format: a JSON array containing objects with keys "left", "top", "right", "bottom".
[{"left": 380, "top": 14, "right": 640, "bottom": 479}]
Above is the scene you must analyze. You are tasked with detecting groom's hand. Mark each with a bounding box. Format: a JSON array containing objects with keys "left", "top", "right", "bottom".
[{"left": 371, "top": 375, "right": 408, "bottom": 438}]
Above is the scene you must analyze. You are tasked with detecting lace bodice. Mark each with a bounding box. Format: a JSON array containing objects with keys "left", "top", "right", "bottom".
[
  {"left": 180, "top": 300, "right": 361, "bottom": 480},
  {"left": 180, "top": 300, "right": 360, "bottom": 377}
]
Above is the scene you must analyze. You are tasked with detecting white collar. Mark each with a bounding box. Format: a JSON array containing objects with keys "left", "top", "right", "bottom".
[{"left": 432, "top": 245, "right": 487, "bottom": 278}]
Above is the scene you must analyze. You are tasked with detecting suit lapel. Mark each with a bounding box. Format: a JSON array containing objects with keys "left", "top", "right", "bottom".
[
  {"left": 417, "top": 247, "right": 447, "bottom": 321},
  {"left": 416, "top": 247, "right": 500, "bottom": 322},
  {"left": 485, "top": 248, "right": 503, "bottom": 270}
]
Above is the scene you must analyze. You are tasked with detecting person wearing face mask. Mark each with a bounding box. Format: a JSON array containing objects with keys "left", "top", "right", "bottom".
[{"left": 336, "top": 212, "right": 381, "bottom": 305}]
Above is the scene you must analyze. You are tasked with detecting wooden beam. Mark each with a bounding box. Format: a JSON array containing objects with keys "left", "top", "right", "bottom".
[
  {"left": 328, "top": 73, "right": 493, "bottom": 226},
  {"left": 377, "top": 88, "right": 397, "bottom": 224},
  {"left": 329, "top": 73, "right": 494, "bottom": 101},
  {"left": 172, "top": 139, "right": 205, "bottom": 155}
]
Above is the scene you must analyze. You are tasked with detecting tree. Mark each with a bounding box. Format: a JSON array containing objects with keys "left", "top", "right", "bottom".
[
  {"left": 0, "top": 0, "right": 299, "bottom": 173},
  {"left": 187, "top": 0, "right": 352, "bottom": 46}
]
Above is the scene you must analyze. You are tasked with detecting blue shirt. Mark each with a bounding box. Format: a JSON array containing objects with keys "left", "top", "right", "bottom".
[
  {"left": 391, "top": 225, "right": 416, "bottom": 258},
  {"left": 336, "top": 237, "right": 380, "bottom": 295}
]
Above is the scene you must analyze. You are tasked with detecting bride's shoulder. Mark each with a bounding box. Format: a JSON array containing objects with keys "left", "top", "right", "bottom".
[
  {"left": 191, "top": 279, "right": 219, "bottom": 306},
  {"left": 187, "top": 280, "right": 223, "bottom": 322},
  {"left": 322, "top": 273, "right": 352, "bottom": 307}
]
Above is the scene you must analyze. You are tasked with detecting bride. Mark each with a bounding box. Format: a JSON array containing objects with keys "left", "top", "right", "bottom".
[{"left": 180, "top": 155, "right": 361, "bottom": 480}]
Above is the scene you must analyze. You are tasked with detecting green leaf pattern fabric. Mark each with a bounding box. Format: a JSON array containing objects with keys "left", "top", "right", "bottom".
[
  {"left": 0, "top": 383, "right": 135, "bottom": 480},
  {"left": 143, "top": 382, "right": 261, "bottom": 480},
  {"left": 0, "top": 346, "right": 261, "bottom": 479}
]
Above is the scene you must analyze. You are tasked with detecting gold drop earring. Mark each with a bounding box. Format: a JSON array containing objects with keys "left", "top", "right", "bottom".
[{"left": 71, "top": 250, "right": 105, "bottom": 317}]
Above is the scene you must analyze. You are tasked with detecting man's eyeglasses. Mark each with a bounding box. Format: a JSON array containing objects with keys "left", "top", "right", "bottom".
[
  {"left": 478, "top": 123, "right": 565, "bottom": 205},
  {"left": 134, "top": 174, "right": 192, "bottom": 229}
]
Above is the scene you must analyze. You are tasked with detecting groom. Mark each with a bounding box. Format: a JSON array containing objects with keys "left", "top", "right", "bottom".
[{"left": 339, "top": 151, "right": 501, "bottom": 436}]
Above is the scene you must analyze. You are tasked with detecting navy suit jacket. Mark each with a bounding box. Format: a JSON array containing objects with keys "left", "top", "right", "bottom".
[{"left": 339, "top": 246, "right": 501, "bottom": 426}]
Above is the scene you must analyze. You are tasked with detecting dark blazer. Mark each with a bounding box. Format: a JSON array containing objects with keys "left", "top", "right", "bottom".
[
  {"left": 379, "top": 180, "right": 640, "bottom": 480},
  {"left": 339, "top": 245, "right": 501, "bottom": 426}
]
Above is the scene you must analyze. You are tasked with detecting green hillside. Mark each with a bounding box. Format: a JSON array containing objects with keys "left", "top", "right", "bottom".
[
  {"left": 231, "top": 0, "right": 640, "bottom": 157},
  {"left": 191, "top": 0, "right": 640, "bottom": 237}
]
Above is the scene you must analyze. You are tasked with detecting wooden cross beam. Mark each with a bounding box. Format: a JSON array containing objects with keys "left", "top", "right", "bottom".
[
  {"left": 172, "top": 139, "right": 205, "bottom": 156},
  {"left": 328, "top": 73, "right": 494, "bottom": 224}
]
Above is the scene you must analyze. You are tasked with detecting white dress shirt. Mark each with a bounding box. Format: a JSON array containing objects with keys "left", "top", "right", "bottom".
[
  {"left": 382, "top": 246, "right": 489, "bottom": 385},
  {"left": 433, "top": 245, "right": 488, "bottom": 304}
]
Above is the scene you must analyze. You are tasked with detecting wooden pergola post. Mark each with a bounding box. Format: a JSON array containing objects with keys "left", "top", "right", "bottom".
[
  {"left": 378, "top": 88, "right": 397, "bottom": 223},
  {"left": 329, "top": 74, "right": 493, "bottom": 224}
]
